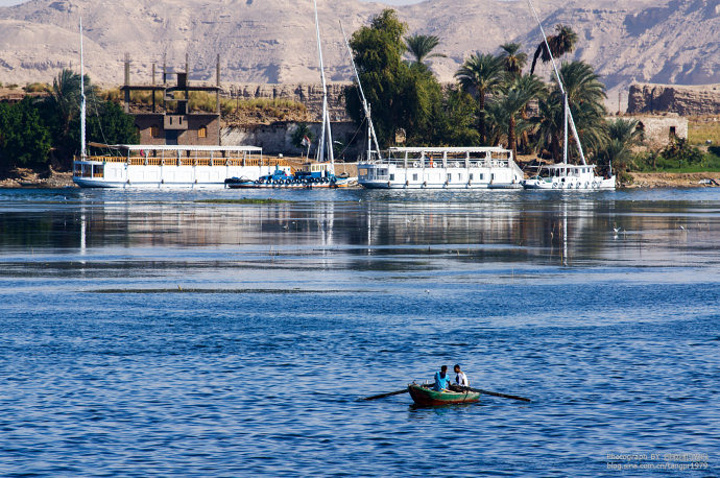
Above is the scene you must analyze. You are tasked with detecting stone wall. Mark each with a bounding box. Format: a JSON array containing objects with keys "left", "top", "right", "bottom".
[
  {"left": 221, "top": 121, "right": 364, "bottom": 159},
  {"left": 621, "top": 115, "right": 688, "bottom": 149},
  {"left": 134, "top": 114, "right": 221, "bottom": 146},
  {"left": 628, "top": 83, "right": 720, "bottom": 116}
]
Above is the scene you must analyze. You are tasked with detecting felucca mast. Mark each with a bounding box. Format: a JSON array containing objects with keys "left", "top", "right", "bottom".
[
  {"left": 79, "top": 16, "right": 87, "bottom": 160},
  {"left": 527, "top": 0, "right": 586, "bottom": 166},
  {"left": 313, "top": 0, "right": 334, "bottom": 171},
  {"left": 340, "top": 22, "right": 382, "bottom": 161}
]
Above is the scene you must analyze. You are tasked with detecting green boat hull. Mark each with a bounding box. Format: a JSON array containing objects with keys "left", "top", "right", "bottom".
[{"left": 407, "top": 384, "right": 480, "bottom": 406}]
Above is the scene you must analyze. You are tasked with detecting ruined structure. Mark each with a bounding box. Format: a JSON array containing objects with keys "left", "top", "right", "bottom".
[
  {"left": 620, "top": 115, "right": 688, "bottom": 149},
  {"left": 628, "top": 83, "right": 720, "bottom": 116},
  {"left": 120, "top": 56, "right": 222, "bottom": 146}
]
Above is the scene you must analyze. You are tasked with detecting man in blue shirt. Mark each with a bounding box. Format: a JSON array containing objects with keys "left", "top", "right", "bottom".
[{"left": 433, "top": 365, "right": 451, "bottom": 391}]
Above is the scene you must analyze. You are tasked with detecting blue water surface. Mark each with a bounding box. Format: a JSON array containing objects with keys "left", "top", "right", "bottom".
[{"left": 0, "top": 187, "right": 718, "bottom": 477}]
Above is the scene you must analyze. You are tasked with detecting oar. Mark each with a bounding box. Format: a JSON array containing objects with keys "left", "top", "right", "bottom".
[
  {"left": 359, "top": 388, "right": 408, "bottom": 401},
  {"left": 460, "top": 386, "right": 531, "bottom": 402}
]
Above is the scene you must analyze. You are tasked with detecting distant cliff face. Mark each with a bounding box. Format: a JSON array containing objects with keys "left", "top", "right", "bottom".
[
  {"left": 628, "top": 83, "right": 720, "bottom": 116},
  {"left": 2, "top": 0, "right": 720, "bottom": 94},
  {"left": 234, "top": 83, "right": 352, "bottom": 122}
]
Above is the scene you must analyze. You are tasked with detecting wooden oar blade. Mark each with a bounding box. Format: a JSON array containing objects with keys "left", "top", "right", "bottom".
[
  {"left": 464, "top": 387, "right": 531, "bottom": 402},
  {"left": 359, "top": 388, "right": 408, "bottom": 401}
]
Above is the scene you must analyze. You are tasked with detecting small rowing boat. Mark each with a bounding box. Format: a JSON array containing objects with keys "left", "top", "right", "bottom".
[{"left": 407, "top": 384, "right": 480, "bottom": 406}]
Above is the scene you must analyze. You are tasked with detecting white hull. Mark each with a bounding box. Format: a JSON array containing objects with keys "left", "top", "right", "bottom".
[
  {"left": 522, "top": 176, "right": 615, "bottom": 190},
  {"left": 73, "top": 162, "right": 287, "bottom": 189},
  {"left": 358, "top": 165, "right": 524, "bottom": 190}
]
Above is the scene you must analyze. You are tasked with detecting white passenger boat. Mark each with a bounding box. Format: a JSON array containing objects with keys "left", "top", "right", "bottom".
[
  {"left": 73, "top": 144, "right": 290, "bottom": 189},
  {"left": 358, "top": 146, "right": 524, "bottom": 189},
  {"left": 522, "top": 163, "right": 615, "bottom": 190},
  {"left": 71, "top": 19, "right": 278, "bottom": 189}
]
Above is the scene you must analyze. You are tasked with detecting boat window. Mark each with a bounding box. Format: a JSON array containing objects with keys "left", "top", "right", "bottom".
[
  {"left": 412, "top": 173, "right": 418, "bottom": 181},
  {"left": 479, "top": 173, "right": 484, "bottom": 180},
  {"left": 389, "top": 174, "right": 395, "bottom": 181},
  {"left": 469, "top": 173, "right": 474, "bottom": 180},
  {"left": 447, "top": 173, "right": 452, "bottom": 183}
]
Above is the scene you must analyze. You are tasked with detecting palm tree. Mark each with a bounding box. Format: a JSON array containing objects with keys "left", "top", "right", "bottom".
[
  {"left": 561, "top": 60, "right": 606, "bottom": 111},
  {"left": 48, "top": 69, "right": 84, "bottom": 135},
  {"left": 529, "top": 25, "right": 578, "bottom": 76},
  {"left": 454, "top": 53, "right": 505, "bottom": 143},
  {"left": 499, "top": 43, "right": 528, "bottom": 78},
  {"left": 405, "top": 34, "right": 446, "bottom": 67},
  {"left": 596, "top": 118, "right": 643, "bottom": 176},
  {"left": 536, "top": 60, "right": 608, "bottom": 163},
  {"left": 486, "top": 74, "right": 546, "bottom": 158}
]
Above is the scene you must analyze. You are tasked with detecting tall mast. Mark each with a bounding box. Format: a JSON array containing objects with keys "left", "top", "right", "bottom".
[
  {"left": 340, "top": 22, "right": 382, "bottom": 160},
  {"left": 313, "top": 0, "right": 334, "bottom": 169},
  {"left": 563, "top": 93, "right": 568, "bottom": 164},
  {"left": 527, "top": 0, "right": 586, "bottom": 165},
  {"left": 79, "top": 16, "right": 87, "bottom": 160}
]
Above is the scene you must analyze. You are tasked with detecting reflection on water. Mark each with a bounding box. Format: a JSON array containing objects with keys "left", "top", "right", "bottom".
[{"left": 1, "top": 188, "right": 719, "bottom": 271}]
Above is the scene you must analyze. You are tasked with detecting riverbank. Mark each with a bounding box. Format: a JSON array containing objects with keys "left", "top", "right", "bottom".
[
  {"left": 0, "top": 168, "right": 74, "bottom": 188},
  {"left": 627, "top": 171, "right": 720, "bottom": 188}
]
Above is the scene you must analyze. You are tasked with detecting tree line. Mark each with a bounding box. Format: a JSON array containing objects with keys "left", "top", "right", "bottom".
[
  {"left": 0, "top": 69, "right": 138, "bottom": 174},
  {"left": 344, "top": 9, "right": 645, "bottom": 178}
]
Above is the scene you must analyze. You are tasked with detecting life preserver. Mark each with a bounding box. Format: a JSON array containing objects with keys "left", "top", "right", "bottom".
[
  {"left": 552, "top": 182, "right": 558, "bottom": 189},
  {"left": 413, "top": 161, "right": 420, "bottom": 168},
  {"left": 584, "top": 181, "right": 589, "bottom": 189},
  {"left": 453, "top": 161, "right": 460, "bottom": 168},
  {"left": 422, "top": 181, "right": 427, "bottom": 187}
]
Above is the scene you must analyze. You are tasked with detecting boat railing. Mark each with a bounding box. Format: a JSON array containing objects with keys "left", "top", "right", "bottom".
[
  {"left": 82, "top": 155, "right": 292, "bottom": 168},
  {"left": 360, "top": 156, "right": 512, "bottom": 169}
]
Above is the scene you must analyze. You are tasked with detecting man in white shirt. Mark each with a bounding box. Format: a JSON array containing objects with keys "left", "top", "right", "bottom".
[{"left": 454, "top": 364, "right": 468, "bottom": 388}]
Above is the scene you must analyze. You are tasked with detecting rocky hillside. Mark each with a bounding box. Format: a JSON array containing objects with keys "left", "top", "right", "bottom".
[
  {"left": 1, "top": 0, "right": 720, "bottom": 95},
  {"left": 628, "top": 83, "right": 720, "bottom": 116}
]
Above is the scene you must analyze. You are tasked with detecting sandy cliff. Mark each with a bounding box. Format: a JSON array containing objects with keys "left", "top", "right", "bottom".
[{"left": 1, "top": 0, "right": 720, "bottom": 93}]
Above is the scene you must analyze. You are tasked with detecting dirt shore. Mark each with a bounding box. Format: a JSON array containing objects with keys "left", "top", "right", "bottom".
[
  {"left": 627, "top": 172, "right": 720, "bottom": 188},
  {"left": 0, "top": 168, "right": 75, "bottom": 189}
]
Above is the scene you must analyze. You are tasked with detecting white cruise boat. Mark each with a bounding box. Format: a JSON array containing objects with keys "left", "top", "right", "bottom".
[
  {"left": 358, "top": 146, "right": 524, "bottom": 189},
  {"left": 73, "top": 144, "right": 290, "bottom": 189},
  {"left": 71, "top": 19, "right": 279, "bottom": 189},
  {"left": 522, "top": 163, "right": 615, "bottom": 190}
]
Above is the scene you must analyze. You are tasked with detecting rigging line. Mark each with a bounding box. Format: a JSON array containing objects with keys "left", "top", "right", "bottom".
[{"left": 339, "top": 117, "right": 367, "bottom": 158}]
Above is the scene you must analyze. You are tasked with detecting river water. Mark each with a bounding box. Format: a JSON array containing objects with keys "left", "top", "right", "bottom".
[{"left": 0, "top": 188, "right": 718, "bottom": 477}]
